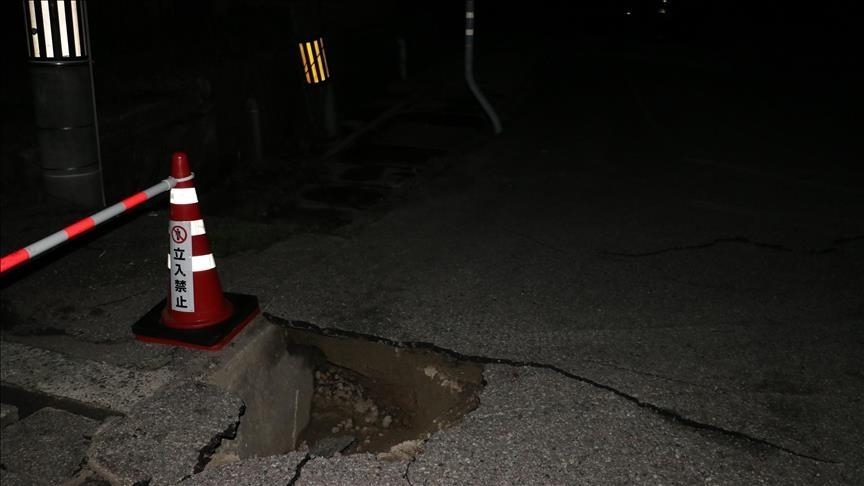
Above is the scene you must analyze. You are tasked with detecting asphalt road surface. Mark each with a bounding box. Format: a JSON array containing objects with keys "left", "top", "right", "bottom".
[{"left": 2, "top": 22, "right": 862, "bottom": 486}]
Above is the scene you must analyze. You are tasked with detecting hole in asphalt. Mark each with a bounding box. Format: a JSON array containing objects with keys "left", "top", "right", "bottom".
[{"left": 280, "top": 323, "right": 484, "bottom": 458}]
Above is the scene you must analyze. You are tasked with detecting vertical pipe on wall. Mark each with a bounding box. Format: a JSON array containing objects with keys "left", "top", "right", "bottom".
[{"left": 464, "top": 0, "right": 502, "bottom": 135}]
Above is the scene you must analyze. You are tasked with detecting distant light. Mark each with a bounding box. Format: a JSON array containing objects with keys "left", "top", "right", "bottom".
[
  {"left": 658, "top": 8, "right": 666, "bottom": 14},
  {"left": 625, "top": 10, "right": 632, "bottom": 15},
  {"left": 298, "top": 38, "right": 330, "bottom": 85}
]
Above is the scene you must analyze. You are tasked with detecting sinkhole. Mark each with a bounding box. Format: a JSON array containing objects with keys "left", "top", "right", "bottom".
[
  {"left": 0, "top": 316, "right": 485, "bottom": 480},
  {"left": 274, "top": 317, "right": 485, "bottom": 459}
]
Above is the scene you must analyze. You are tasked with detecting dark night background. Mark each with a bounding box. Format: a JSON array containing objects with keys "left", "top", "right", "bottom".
[{"left": 1, "top": 0, "right": 860, "bottom": 205}]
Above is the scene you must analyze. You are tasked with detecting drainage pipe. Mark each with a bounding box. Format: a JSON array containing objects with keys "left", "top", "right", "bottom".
[
  {"left": 0, "top": 176, "right": 182, "bottom": 274},
  {"left": 464, "top": 0, "right": 502, "bottom": 135}
]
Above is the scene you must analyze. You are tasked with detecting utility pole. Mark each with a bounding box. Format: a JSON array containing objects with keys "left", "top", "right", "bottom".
[{"left": 23, "top": 0, "right": 105, "bottom": 208}]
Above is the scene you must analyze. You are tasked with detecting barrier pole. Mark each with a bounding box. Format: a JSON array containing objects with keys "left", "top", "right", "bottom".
[{"left": 1, "top": 176, "right": 182, "bottom": 274}]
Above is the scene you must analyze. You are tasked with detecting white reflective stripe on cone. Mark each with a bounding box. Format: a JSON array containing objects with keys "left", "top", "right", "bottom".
[
  {"left": 192, "top": 254, "right": 216, "bottom": 272},
  {"left": 170, "top": 188, "right": 198, "bottom": 205},
  {"left": 168, "top": 253, "right": 215, "bottom": 271},
  {"left": 190, "top": 219, "right": 206, "bottom": 236}
]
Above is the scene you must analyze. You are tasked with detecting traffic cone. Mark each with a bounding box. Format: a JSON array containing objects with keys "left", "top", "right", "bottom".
[{"left": 132, "top": 152, "right": 259, "bottom": 350}]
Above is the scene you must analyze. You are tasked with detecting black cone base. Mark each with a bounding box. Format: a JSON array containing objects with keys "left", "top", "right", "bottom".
[{"left": 132, "top": 293, "right": 260, "bottom": 351}]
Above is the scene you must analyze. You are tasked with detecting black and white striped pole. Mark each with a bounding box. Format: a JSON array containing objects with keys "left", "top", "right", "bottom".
[
  {"left": 23, "top": 0, "right": 105, "bottom": 208},
  {"left": 465, "top": 0, "right": 502, "bottom": 135}
]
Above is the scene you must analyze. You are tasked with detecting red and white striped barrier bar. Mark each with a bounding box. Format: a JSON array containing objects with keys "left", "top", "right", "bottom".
[{"left": 0, "top": 176, "right": 186, "bottom": 274}]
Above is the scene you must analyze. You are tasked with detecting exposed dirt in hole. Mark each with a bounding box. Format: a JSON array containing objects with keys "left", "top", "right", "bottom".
[
  {"left": 280, "top": 323, "right": 484, "bottom": 459},
  {"left": 306, "top": 365, "right": 406, "bottom": 454}
]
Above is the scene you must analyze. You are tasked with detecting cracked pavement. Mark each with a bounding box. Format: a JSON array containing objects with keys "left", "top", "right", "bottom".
[
  {"left": 3, "top": 26, "right": 863, "bottom": 486},
  {"left": 231, "top": 42, "right": 863, "bottom": 483},
  {"left": 269, "top": 319, "right": 855, "bottom": 485}
]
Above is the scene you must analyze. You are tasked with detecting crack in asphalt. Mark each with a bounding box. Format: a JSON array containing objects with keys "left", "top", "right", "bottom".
[
  {"left": 70, "top": 456, "right": 89, "bottom": 482},
  {"left": 579, "top": 357, "right": 722, "bottom": 391},
  {"left": 266, "top": 313, "right": 839, "bottom": 465},
  {"left": 600, "top": 235, "right": 864, "bottom": 258},
  {"left": 94, "top": 290, "right": 150, "bottom": 308},
  {"left": 403, "top": 455, "right": 417, "bottom": 486},
  {"left": 286, "top": 454, "right": 312, "bottom": 486},
  {"left": 601, "top": 237, "right": 791, "bottom": 257},
  {"left": 193, "top": 404, "right": 245, "bottom": 474}
]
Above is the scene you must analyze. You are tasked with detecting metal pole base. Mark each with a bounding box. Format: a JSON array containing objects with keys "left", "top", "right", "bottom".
[{"left": 43, "top": 168, "right": 104, "bottom": 208}]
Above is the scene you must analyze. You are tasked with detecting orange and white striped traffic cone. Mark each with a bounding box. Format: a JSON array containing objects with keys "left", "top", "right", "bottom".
[{"left": 133, "top": 152, "right": 259, "bottom": 350}]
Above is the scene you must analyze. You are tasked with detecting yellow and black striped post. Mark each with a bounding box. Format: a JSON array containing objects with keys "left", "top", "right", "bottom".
[
  {"left": 289, "top": 0, "right": 339, "bottom": 147},
  {"left": 23, "top": 0, "right": 105, "bottom": 208},
  {"left": 297, "top": 37, "right": 331, "bottom": 85}
]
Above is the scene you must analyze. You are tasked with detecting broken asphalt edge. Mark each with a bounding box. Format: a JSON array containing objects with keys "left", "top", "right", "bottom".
[{"left": 263, "top": 312, "right": 841, "bottom": 465}]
